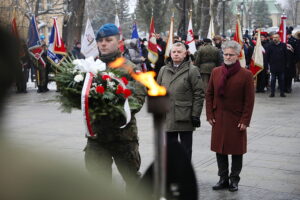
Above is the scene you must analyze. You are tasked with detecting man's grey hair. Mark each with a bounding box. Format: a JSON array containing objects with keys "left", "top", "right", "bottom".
[
  {"left": 171, "top": 42, "right": 187, "bottom": 51},
  {"left": 221, "top": 40, "right": 241, "bottom": 55}
]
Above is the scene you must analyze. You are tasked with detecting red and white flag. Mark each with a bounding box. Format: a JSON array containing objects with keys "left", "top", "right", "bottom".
[
  {"left": 249, "top": 30, "right": 264, "bottom": 77},
  {"left": 186, "top": 15, "right": 197, "bottom": 54},
  {"left": 147, "top": 16, "right": 158, "bottom": 64},
  {"left": 233, "top": 16, "right": 246, "bottom": 67},
  {"left": 164, "top": 14, "right": 174, "bottom": 59},
  {"left": 115, "top": 13, "right": 124, "bottom": 52},
  {"left": 279, "top": 14, "right": 287, "bottom": 43}
]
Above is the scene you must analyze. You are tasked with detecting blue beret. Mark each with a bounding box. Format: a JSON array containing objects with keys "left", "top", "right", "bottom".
[{"left": 96, "top": 24, "right": 120, "bottom": 40}]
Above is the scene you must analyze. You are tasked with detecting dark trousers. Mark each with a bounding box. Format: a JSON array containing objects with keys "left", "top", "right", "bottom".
[
  {"left": 167, "top": 131, "right": 193, "bottom": 161},
  {"left": 256, "top": 69, "right": 266, "bottom": 92},
  {"left": 216, "top": 153, "right": 243, "bottom": 183},
  {"left": 270, "top": 72, "right": 285, "bottom": 95}
]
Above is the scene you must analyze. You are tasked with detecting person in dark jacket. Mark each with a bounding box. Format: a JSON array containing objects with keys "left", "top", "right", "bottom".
[
  {"left": 266, "top": 33, "right": 288, "bottom": 97},
  {"left": 256, "top": 33, "right": 269, "bottom": 93},
  {"left": 194, "top": 38, "right": 222, "bottom": 91},
  {"left": 154, "top": 33, "right": 166, "bottom": 76},
  {"left": 71, "top": 42, "right": 85, "bottom": 59},
  {"left": 285, "top": 31, "right": 298, "bottom": 93}
]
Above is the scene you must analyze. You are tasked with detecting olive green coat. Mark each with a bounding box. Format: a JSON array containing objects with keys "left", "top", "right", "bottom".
[
  {"left": 157, "top": 61, "right": 205, "bottom": 132},
  {"left": 194, "top": 44, "right": 222, "bottom": 74}
]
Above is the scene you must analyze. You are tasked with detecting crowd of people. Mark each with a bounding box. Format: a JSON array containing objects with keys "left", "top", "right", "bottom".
[{"left": 7, "top": 21, "right": 300, "bottom": 199}]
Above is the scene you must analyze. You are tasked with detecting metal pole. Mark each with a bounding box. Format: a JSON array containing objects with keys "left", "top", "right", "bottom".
[
  {"left": 183, "top": 0, "right": 186, "bottom": 34},
  {"left": 153, "top": 114, "right": 167, "bottom": 200},
  {"left": 223, "top": 0, "right": 225, "bottom": 35},
  {"left": 147, "top": 96, "right": 170, "bottom": 200}
]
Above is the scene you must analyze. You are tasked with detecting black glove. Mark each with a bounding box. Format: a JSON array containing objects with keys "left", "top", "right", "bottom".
[{"left": 191, "top": 116, "right": 200, "bottom": 127}]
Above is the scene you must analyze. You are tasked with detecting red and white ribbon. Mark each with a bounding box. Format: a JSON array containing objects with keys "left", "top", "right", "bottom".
[{"left": 81, "top": 72, "right": 95, "bottom": 137}]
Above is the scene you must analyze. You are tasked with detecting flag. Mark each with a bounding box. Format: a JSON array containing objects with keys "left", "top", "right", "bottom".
[
  {"left": 115, "top": 13, "right": 125, "bottom": 52},
  {"left": 27, "top": 15, "right": 46, "bottom": 67},
  {"left": 164, "top": 15, "right": 174, "bottom": 59},
  {"left": 81, "top": 18, "right": 98, "bottom": 58},
  {"left": 186, "top": 15, "right": 197, "bottom": 54},
  {"left": 131, "top": 22, "right": 146, "bottom": 71},
  {"left": 11, "top": 9, "right": 19, "bottom": 39},
  {"left": 147, "top": 16, "right": 158, "bottom": 64},
  {"left": 249, "top": 30, "right": 264, "bottom": 77},
  {"left": 233, "top": 16, "right": 246, "bottom": 68},
  {"left": 279, "top": 14, "right": 287, "bottom": 43},
  {"left": 207, "top": 17, "right": 215, "bottom": 40},
  {"left": 47, "top": 18, "right": 67, "bottom": 66}
]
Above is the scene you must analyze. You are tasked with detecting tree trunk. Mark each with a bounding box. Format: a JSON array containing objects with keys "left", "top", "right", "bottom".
[
  {"left": 210, "top": 0, "right": 220, "bottom": 35},
  {"left": 62, "top": 0, "right": 85, "bottom": 50},
  {"left": 200, "top": 0, "right": 210, "bottom": 38},
  {"left": 177, "top": 0, "right": 192, "bottom": 38}
]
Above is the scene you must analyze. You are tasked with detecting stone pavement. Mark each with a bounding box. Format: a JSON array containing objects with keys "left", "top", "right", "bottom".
[{"left": 2, "top": 81, "right": 300, "bottom": 200}]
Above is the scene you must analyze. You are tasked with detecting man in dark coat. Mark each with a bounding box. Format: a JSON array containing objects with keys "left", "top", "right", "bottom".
[
  {"left": 72, "top": 42, "right": 85, "bottom": 59},
  {"left": 256, "top": 32, "right": 269, "bottom": 93},
  {"left": 154, "top": 33, "right": 166, "bottom": 76},
  {"left": 206, "top": 40, "right": 255, "bottom": 192},
  {"left": 266, "top": 33, "right": 288, "bottom": 97},
  {"left": 285, "top": 31, "right": 298, "bottom": 93}
]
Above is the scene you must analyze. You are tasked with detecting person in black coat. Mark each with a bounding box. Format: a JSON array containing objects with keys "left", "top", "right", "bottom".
[
  {"left": 256, "top": 33, "right": 270, "bottom": 93},
  {"left": 285, "top": 31, "right": 298, "bottom": 93},
  {"left": 266, "top": 33, "right": 288, "bottom": 97},
  {"left": 154, "top": 34, "right": 166, "bottom": 77}
]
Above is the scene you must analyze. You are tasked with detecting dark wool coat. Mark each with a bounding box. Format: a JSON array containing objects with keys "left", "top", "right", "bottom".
[
  {"left": 266, "top": 42, "right": 287, "bottom": 73},
  {"left": 206, "top": 65, "right": 255, "bottom": 155}
]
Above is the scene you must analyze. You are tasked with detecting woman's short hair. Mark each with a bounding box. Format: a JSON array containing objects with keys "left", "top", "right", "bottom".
[{"left": 221, "top": 40, "right": 241, "bottom": 55}]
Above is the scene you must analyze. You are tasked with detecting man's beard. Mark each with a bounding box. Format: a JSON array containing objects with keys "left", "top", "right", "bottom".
[{"left": 224, "top": 60, "right": 236, "bottom": 65}]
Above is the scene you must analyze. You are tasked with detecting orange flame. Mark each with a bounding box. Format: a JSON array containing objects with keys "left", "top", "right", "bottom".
[{"left": 109, "top": 58, "right": 167, "bottom": 96}]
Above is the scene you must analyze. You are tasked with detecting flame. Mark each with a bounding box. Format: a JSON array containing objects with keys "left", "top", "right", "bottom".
[{"left": 109, "top": 58, "right": 167, "bottom": 96}]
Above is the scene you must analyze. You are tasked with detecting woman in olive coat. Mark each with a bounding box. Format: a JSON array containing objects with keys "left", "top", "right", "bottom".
[{"left": 206, "top": 40, "right": 255, "bottom": 192}]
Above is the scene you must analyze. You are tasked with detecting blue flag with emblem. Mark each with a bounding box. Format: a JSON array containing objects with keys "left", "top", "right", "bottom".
[
  {"left": 131, "top": 22, "right": 146, "bottom": 71},
  {"left": 27, "top": 15, "right": 45, "bottom": 67}
]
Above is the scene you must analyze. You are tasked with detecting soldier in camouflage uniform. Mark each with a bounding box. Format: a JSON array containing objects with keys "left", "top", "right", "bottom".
[
  {"left": 84, "top": 24, "right": 146, "bottom": 190},
  {"left": 194, "top": 38, "right": 223, "bottom": 91}
]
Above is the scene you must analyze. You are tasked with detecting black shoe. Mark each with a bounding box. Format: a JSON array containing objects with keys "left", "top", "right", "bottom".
[
  {"left": 280, "top": 93, "right": 286, "bottom": 97},
  {"left": 269, "top": 93, "right": 275, "bottom": 97},
  {"left": 228, "top": 182, "right": 238, "bottom": 192},
  {"left": 212, "top": 178, "right": 229, "bottom": 190}
]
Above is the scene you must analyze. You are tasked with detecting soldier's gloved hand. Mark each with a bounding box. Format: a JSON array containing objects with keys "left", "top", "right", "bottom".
[{"left": 191, "top": 116, "right": 200, "bottom": 127}]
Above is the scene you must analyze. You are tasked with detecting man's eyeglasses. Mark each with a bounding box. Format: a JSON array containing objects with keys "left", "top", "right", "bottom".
[{"left": 223, "top": 53, "right": 236, "bottom": 57}]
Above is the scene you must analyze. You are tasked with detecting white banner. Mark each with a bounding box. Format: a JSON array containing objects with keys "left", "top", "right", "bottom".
[{"left": 81, "top": 18, "right": 99, "bottom": 58}]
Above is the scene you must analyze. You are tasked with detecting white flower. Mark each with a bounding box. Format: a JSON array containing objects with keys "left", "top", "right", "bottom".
[
  {"left": 73, "top": 57, "right": 106, "bottom": 74},
  {"left": 107, "top": 81, "right": 116, "bottom": 89},
  {"left": 74, "top": 74, "right": 84, "bottom": 82}
]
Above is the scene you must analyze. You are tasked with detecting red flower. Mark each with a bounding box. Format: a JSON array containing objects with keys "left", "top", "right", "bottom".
[
  {"left": 123, "top": 89, "right": 132, "bottom": 98},
  {"left": 116, "top": 85, "right": 124, "bottom": 94},
  {"left": 96, "top": 85, "right": 105, "bottom": 94},
  {"left": 102, "top": 75, "right": 111, "bottom": 81},
  {"left": 121, "top": 77, "right": 129, "bottom": 85}
]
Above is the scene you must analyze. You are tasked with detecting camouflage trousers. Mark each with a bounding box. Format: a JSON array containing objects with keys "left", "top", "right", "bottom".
[{"left": 84, "top": 139, "right": 141, "bottom": 189}]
